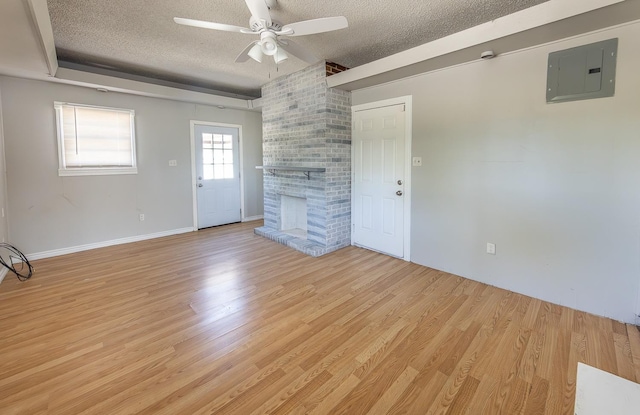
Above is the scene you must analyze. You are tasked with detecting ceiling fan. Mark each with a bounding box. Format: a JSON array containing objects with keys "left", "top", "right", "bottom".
[{"left": 174, "top": 0, "right": 348, "bottom": 65}]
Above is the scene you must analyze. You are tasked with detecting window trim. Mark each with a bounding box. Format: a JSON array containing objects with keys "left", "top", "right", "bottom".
[{"left": 54, "top": 102, "right": 138, "bottom": 177}]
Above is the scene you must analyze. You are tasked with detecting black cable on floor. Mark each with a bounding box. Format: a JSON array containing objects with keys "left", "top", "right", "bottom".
[{"left": 0, "top": 243, "right": 34, "bottom": 281}]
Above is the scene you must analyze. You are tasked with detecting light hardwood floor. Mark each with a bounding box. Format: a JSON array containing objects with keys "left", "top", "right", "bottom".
[{"left": 1, "top": 221, "right": 639, "bottom": 414}]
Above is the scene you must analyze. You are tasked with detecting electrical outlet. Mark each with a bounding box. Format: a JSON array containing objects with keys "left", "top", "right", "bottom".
[
  {"left": 169, "top": 160, "right": 177, "bottom": 167},
  {"left": 139, "top": 213, "right": 145, "bottom": 221},
  {"left": 412, "top": 157, "right": 422, "bottom": 166},
  {"left": 486, "top": 243, "right": 496, "bottom": 255}
]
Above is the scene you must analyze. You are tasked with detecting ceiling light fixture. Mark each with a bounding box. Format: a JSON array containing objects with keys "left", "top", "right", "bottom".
[
  {"left": 274, "top": 47, "right": 288, "bottom": 64},
  {"left": 247, "top": 32, "right": 287, "bottom": 64},
  {"left": 260, "top": 32, "right": 278, "bottom": 56},
  {"left": 248, "top": 43, "right": 263, "bottom": 63}
]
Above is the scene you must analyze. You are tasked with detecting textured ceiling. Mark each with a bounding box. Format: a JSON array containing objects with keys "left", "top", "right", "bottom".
[{"left": 47, "top": 0, "right": 549, "bottom": 98}]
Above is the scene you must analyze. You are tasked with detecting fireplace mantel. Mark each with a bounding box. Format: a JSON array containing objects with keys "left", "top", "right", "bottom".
[{"left": 256, "top": 165, "right": 326, "bottom": 180}]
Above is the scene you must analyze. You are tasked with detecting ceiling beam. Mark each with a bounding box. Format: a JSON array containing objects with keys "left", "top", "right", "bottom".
[
  {"left": 26, "top": 0, "right": 58, "bottom": 77},
  {"left": 54, "top": 68, "right": 256, "bottom": 111},
  {"left": 327, "top": 0, "right": 640, "bottom": 91}
]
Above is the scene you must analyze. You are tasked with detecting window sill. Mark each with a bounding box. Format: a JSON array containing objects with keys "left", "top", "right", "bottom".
[{"left": 58, "top": 167, "right": 138, "bottom": 177}]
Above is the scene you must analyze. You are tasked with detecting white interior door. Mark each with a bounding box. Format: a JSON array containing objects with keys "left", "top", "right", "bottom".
[
  {"left": 194, "top": 124, "right": 241, "bottom": 229},
  {"left": 353, "top": 103, "right": 406, "bottom": 257}
]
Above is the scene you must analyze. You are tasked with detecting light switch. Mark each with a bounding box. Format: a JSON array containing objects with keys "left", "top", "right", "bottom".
[{"left": 412, "top": 157, "right": 422, "bottom": 167}]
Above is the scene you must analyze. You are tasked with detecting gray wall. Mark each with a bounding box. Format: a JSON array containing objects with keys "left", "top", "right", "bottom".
[
  {"left": 0, "top": 87, "right": 9, "bottom": 245},
  {"left": 0, "top": 76, "right": 263, "bottom": 256},
  {"left": 353, "top": 22, "right": 640, "bottom": 323}
]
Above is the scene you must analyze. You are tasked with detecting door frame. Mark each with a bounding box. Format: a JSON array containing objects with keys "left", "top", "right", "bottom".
[
  {"left": 189, "top": 120, "right": 245, "bottom": 230},
  {"left": 351, "top": 96, "right": 412, "bottom": 261}
]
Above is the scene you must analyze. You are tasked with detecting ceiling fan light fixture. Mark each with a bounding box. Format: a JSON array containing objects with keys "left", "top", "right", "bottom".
[
  {"left": 261, "top": 37, "right": 278, "bottom": 56},
  {"left": 248, "top": 43, "right": 264, "bottom": 62},
  {"left": 274, "top": 47, "right": 288, "bottom": 64}
]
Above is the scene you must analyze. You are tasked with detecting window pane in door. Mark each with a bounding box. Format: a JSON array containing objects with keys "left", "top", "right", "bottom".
[
  {"left": 203, "top": 165, "right": 214, "bottom": 180},
  {"left": 213, "top": 134, "right": 224, "bottom": 148},
  {"left": 202, "top": 133, "right": 213, "bottom": 149},
  {"left": 223, "top": 150, "right": 233, "bottom": 163},
  {"left": 213, "top": 149, "right": 224, "bottom": 164},
  {"left": 223, "top": 134, "right": 232, "bottom": 146},
  {"left": 203, "top": 149, "right": 213, "bottom": 164}
]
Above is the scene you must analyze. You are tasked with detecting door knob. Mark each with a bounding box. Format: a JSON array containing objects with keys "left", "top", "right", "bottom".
[
  {"left": 198, "top": 183, "right": 203, "bottom": 187},
  {"left": 397, "top": 179, "right": 403, "bottom": 185},
  {"left": 198, "top": 176, "right": 202, "bottom": 180},
  {"left": 396, "top": 190, "right": 403, "bottom": 196}
]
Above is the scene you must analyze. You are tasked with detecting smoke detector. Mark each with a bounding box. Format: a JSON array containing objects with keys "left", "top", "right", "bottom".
[{"left": 480, "top": 50, "right": 496, "bottom": 59}]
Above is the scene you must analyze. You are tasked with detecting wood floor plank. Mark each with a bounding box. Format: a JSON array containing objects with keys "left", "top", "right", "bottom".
[
  {"left": 465, "top": 374, "right": 499, "bottom": 414},
  {"left": 479, "top": 324, "right": 532, "bottom": 414},
  {"left": 425, "top": 344, "right": 479, "bottom": 415},
  {"left": 446, "top": 375, "right": 481, "bottom": 415},
  {"left": 523, "top": 375, "right": 549, "bottom": 415},
  {"left": 364, "top": 365, "right": 419, "bottom": 415},
  {"left": 503, "top": 376, "right": 532, "bottom": 415},
  {"left": 627, "top": 324, "right": 640, "bottom": 382},
  {"left": 252, "top": 369, "right": 333, "bottom": 415},
  {"left": 519, "top": 330, "right": 546, "bottom": 384},
  {"left": 399, "top": 370, "right": 449, "bottom": 414},
  {"left": 0, "top": 221, "right": 637, "bottom": 414},
  {"left": 307, "top": 374, "right": 360, "bottom": 415}
]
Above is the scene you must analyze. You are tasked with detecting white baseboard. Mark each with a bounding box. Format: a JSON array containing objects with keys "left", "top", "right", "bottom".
[
  {"left": 27, "top": 227, "right": 195, "bottom": 261},
  {"left": 242, "top": 215, "right": 264, "bottom": 222},
  {"left": 0, "top": 267, "right": 8, "bottom": 285}
]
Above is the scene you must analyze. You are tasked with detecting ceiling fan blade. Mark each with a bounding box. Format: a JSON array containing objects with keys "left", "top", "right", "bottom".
[
  {"left": 235, "top": 41, "right": 260, "bottom": 63},
  {"left": 281, "top": 16, "right": 348, "bottom": 37},
  {"left": 244, "top": 0, "right": 272, "bottom": 27},
  {"left": 174, "top": 17, "right": 250, "bottom": 33},
  {"left": 277, "top": 39, "right": 320, "bottom": 64}
]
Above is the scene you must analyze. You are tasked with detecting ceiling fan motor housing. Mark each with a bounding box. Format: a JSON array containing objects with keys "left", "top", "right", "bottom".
[{"left": 249, "top": 16, "right": 283, "bottom": 32}]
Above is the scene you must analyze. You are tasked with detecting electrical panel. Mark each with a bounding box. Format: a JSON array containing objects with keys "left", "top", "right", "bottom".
[{"left": 546, "top": 38, "right": 618, "bottom": 103}]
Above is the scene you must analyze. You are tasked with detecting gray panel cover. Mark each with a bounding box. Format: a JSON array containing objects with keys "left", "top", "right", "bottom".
[{"left": 547, "top": 38, "right": 618, "bottom": 103}]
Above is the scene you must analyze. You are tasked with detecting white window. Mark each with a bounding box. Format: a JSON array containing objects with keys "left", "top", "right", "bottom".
[{"left": 54, "top": 102, "right": 137, "bottom": 176}]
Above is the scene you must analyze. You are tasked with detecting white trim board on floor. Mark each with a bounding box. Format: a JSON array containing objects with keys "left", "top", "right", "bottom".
[
  {"left": 242, "top": 215, "right": 263, "bottom": 222},
  {"left": 0, "top": 267, "right": 8, "bottom": 284},
  {"left": 26, "top": 227, "right": 194, "bottom": 261},
  {"left": 575, "top": 362, "right": 640, "bottom": 415}
]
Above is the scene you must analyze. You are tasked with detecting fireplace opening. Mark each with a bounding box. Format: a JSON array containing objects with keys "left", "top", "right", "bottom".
[{"left": 280, "top": 195, "right": 307, "bottom": 239}]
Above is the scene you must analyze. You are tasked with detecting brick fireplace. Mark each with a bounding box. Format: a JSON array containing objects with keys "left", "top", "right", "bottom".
[{"left": 254, "top": 62, "right": 352, "bottom": 256}]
